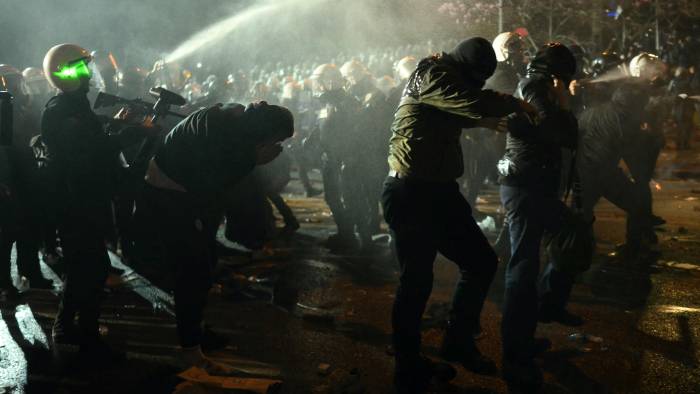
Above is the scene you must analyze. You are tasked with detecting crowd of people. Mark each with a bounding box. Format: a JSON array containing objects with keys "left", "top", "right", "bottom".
[{"left": 0, "top": 29, "right": 699, "bottom": 393}]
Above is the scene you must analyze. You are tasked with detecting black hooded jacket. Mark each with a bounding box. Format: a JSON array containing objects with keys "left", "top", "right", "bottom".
[
  {"left": 499, "top": 44, "right": 578, "bottom": 192},
  {"left": 388, "top": 38, "right": 521, "bottom": 182}
]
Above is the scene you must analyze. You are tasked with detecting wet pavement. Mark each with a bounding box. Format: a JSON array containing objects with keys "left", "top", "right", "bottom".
[{"left": 2, "top": 146, "right": 700, "bottom": 393}]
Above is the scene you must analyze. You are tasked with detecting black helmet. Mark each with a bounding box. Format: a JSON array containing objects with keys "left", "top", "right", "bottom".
[{"left": 590, "top": 51, "right": 623, "bottom": 77}]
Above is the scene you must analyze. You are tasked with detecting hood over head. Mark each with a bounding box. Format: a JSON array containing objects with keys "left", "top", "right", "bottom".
[
  {"left": 527, "top": 42, "right": 577, "bottom": 85},
  {"left": 448, "top": 37, "right": 497, "bottom": 86}
]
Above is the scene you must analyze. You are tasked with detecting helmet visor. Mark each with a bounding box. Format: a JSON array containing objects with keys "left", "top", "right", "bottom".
[{"left": 53, "top": 58, "right": 91, "bottom": 81}]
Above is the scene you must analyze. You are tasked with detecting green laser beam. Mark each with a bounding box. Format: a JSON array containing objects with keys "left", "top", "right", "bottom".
[{"left": 53, "top": 60, "right": 91, "bottom": 80}]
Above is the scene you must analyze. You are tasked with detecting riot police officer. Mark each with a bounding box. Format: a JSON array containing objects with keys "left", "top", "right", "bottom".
[
  {"left": 309, "top": 64, "right": 361, "bottom": 251},
  {"left": 42, "top": 44, "right": 155, "bottom": 357}
]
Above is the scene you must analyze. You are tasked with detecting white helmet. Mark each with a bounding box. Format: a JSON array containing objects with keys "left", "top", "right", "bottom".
[
  {"left": 0, "top": 64, "right": 28, "bottom": 96},
  {"left": 492, "top": 32, "right": 523, "bottom": 62},
  {"left": 22, "top": 67, "right": 51, "bottom": 96},
  {"left": 22, "top": 67, "right": 45, "bottom": 83},
  {"left": 310, "top": 64, "right": 344, "bottom": 94},
  {"left": 395, "top": 56, "right": 417, "bottom": 81},
  {"left": 340, "top": 60, "right": 370, "bottom": 85},
  {"left": 629, "top": 52, "right": 666, "bottom": 81},
  {"left": 281, "top": 81, "right": 301, "bottom": 101},
  {"left": 43, "top": 43, "right": 92, "bottom": 92},
  {"left": 375, "top": 75, "right": 396, "bottom": 97}
]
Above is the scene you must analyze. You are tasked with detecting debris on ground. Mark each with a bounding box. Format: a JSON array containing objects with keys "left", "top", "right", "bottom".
[
  {"left": 318, "top": 363, "right": 332, "bottom": 376},
  {"left": 568, "top": 333, "right": 608, "bottom": 353},
  {"left": 177, "top": 367, "right": 282, "bottom": 393}
]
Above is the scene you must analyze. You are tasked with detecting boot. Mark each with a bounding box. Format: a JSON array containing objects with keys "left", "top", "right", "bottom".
[{"left": 440, "top": 322, "right": 497, "bottom": 375}]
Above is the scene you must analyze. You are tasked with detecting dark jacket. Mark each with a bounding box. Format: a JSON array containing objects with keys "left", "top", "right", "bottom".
[
  {"left": 41, "top": 92, "right": 144, "bottom": 212},
  {"left": 499, "top": 74, "right": 578, "bottom": 191},
  {"left": 316, "top": 89, "right": 361, "bottom": 161},
  {"left": 388, "top": 53, "right": 520, "bottom": 182},
  {"left": 154, "top": 104, "right": 257, "bottom": 204},
  {"left": 576, "top": 104, "right": 626, "bottom": 172}
]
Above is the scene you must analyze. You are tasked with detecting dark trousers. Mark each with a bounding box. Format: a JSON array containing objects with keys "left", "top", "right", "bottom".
[
  {"left": 499, "top": 185, "right": 573, "bottom": 363},
  {"left": 54, "top": 210, "right": 110, "bottom": 340},
  {"left": 0, "top": 219, "right": 43, "bottom": 287},
  {"left": 113, "top": 190, "right": 138, "bottom": 261},
  {"left": 343, "top": 162, "right": 376, "bottom": 244},
  {"left": 267, "top": 192, "right": 297, "bottom": 227},
  {"left": 141, "top": 186, "right": 216, "bottom": 348},
  {"left": 321, "top": 156, "right": 352, "bottom": 237},
  {"left": 382, "top": 176, "right": 497, "bottom": 359},
  {"left": 579, "top": 165, "right": 647, "bottom": 246},
  {"left": 225, "top": 175, "right": 274, "bottom": 250},
  {"left": 625, "top": 130, "right": 663, "bottom": 222}
]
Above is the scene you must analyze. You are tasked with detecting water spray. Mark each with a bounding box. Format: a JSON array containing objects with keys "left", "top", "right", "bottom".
[{"left": 165, "top": 0, "right": 325, "bottom": 64}]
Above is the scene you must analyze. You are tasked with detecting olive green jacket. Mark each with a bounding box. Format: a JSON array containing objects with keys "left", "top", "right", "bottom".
[{"left": 388, "top": 54, "right": 520, "bottom": 182}]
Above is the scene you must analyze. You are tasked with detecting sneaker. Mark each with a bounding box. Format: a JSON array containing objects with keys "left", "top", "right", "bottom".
[{"left": 539, "top": 308, "right": 584, "bottom": 327}]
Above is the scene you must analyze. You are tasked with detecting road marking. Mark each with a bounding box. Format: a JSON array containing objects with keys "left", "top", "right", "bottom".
[
  {"left": 107, "top": 251, "right": 175, "bottom": 316},
  {"left": 14, "top": 305, "right": 49, "bottom": 350},
  {"left": 0, "top": 310, "right": 28, "bottom": 393},
  {"left": 653, "top": 305, "right": 700, "bottom": 314},
  {"left": 656, "top": 260, "right": 700, "bottom": 272}
]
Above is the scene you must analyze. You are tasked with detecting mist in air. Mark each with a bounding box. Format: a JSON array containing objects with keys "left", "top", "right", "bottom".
[{"left": 0, "top": 0, "right": 460, "bottom": 72}]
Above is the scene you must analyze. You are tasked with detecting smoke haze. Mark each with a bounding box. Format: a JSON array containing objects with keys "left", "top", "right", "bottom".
[{"left": 0, "top": 0, "right": 459, "bottom": 72}]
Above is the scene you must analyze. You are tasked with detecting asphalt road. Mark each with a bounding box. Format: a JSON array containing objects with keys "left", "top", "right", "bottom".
[{"left": 2, "top": 147, "right": 700, "bottom": 393}]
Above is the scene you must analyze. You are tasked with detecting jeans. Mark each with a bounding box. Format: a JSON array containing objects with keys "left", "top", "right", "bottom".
[
  {"left": 382, "top": 176, "right": 497, "bottom": 359},
  {"left": 53, "top": 204, "right": 112, "bottom": 341},
  {"left": 499, "top": 185, "right": 573, "bottom": 363}
]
